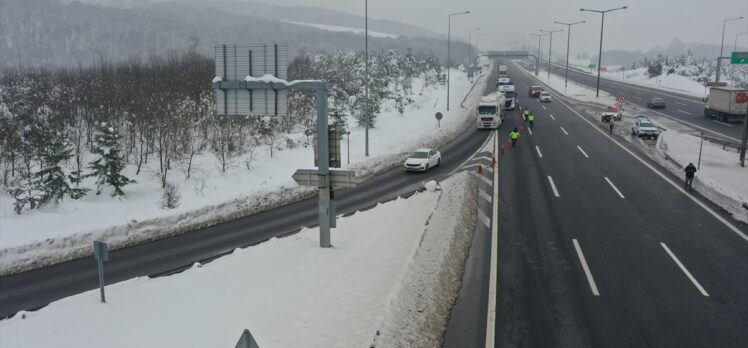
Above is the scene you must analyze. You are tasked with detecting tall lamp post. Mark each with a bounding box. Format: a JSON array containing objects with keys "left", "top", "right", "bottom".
[
  {"left": 581, "top": 6, "right": 628, "bottom": 98},
  {"left": 468, "top": 27, "right": 481, "bottom": 71},
  {"left": 475, "top": 32, "right": 486, "bottom": 59},
  {"left": 717, "top": 16, "right": 743, "bottom": 83},
  {"left": 530, "top": 33, "right": 548, "bottom": 75},
  {"left": 555, "top": 20, "right": 585, "bottom": 94},
  {"left": 447, "top": 10, "right": 470, "bottom": 112},
  {"left": 540, "top": 29, "right": 563, "bottom": 81},
  {"left": 364, "top": 0, "right": 369, "bottom": 156}
]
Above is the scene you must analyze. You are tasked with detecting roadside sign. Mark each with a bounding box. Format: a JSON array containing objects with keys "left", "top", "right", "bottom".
[
  {"left": 616, "top": 96, "right": 625, "bottom": 103},
  {"left": 588, "top": 64, "right": 597, "bottom": 69},
  {"left": 435, "top": 112, "right": 443, "bottom": 120},
  {"left": 736, "top": 92, "right": 748, "bottom": 104},
  {"left": 235, "top": 329, "right": 260, "bottom": 348},
  {"left": 292, "top": 169, "right": 361, "bottom": 188},
  {"left": 93, "top": 240, "right": 108, "bottom": 262},
  {"left": 731, "top": 51, "right": 748, "bottom": 64}
]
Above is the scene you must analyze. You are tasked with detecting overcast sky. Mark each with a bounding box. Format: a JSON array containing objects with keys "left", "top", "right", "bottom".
[{"left": 269, "top": 0, "right": 748, "bottom": 56}]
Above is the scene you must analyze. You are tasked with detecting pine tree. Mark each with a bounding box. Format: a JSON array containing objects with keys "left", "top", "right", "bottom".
[
  {"left": 87, "top": 121, "right": 134, "bottom": 196},
  {"left": 34, "top": 130, "right": 88, "bottom": 204}
]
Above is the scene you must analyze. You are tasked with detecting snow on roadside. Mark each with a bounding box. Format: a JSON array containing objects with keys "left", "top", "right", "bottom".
[
  {"left": 280, "top": 20, "right": 397, "bottom": 38},
  {"left": 370, "top": 172, "right": 477, "bottom": 347},
  {"left": 0, "top": 173, "right": 478, "bottom": 348},
  {"left": 655, "top": 132, "right": 748, "bottom": 223},
  {"left": 515, "top": 62, "right": 617, "bottom": 106},
  {"left": 0, "top": 67, "right": 490, "bottom": 275}
]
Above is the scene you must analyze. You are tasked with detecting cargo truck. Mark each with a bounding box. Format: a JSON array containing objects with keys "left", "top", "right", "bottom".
[
  {"left": 704, "top": 87, "right": 748, "bottom": 122},
  {"left": 477, "top": 92, "right": 506, "bottom": 129}
]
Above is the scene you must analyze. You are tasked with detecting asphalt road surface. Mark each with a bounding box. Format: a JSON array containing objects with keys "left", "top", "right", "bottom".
[
  {"left": 0, "top": 69, "right": 497, "bottom": 319},
  {"left": 547, "top": 63, "right": 745, "bottom": 142},
  {"left": 492, "top": 62, "right": 748, "bottom": 347}
]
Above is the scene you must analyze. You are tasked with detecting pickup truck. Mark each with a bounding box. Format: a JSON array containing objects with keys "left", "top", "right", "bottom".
[{"left": 528, "top": 86, "right": 543, "bottom": 97}]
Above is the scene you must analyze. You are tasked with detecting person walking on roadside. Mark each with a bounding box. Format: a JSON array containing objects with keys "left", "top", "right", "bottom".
[
  {"left": 527, "top": 112, "right": 535, "bottom": 128},
  {"left": 510, "top": 127, "right": 520, "bottom": 147},
  {"left": 523, "top": 108, "right": 530, "bottom": 121},
  {"left": 609, "top": 121, "right": 614, "bottom": 134},
  {"left": 684, "top": 162, "right": 697, "bottom": 191}
]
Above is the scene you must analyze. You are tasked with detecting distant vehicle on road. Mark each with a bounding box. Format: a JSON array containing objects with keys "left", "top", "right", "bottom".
[
  {"left": 529, "top": 86, "right": 544, "bottom": 97},
  {"left": 704, "top": 87, "right": 748, "bottom": 122},
  {"left": 497, "top": 77, "right": 511, "bottom": 86},
  {"left": 646, "top": 97, "right": 666, "bottom": 109},
  {"left": 498, "top": 85, "right": 516, "bottom": 110},
  {"left": 601, "top": 104, "right": 623, "bottom": 122},
  {"left": 539, "top": 92, "right": 552, "bottom": 102},
  {"left": 403, "top": 148, "right": 441, "bottom": 171},
  {"left": 498, "top": 64, "right": 508, "bottom": 75},
  {"left": 632, "top": 116, "right": 659, "bottom": 139},
  {"left": 477, "top": 92, "right": 506, "bottom": 129}
]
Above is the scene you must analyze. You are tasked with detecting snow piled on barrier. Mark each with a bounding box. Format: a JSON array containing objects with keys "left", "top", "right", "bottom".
[{"left": 370, "top": 171, "right": 478, "bottom": 347}]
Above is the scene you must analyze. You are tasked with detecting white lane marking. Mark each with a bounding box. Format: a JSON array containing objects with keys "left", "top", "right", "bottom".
[
  {"left": 535, "top": 145, "right": 543, "bottom": 158},
  {"left": 560, "top": 126, "right": 569, "bottom": 135},
  {"left": 633, "top": 96, "right": 642, "bottom": 100},
  {"left": 712, "top": 120, "right": 734, "bottom": 128},
  {"left": 677, "top": 109, "right": 693, "bottom": 115},
  {"left": 447, "top": 126, "right": 494, "bottom": 177},
  {"left": 527, "top": 126, "right": 533, "bottom": 136},
  {"left": 604, "top": 177, "right": 626, "bottom": 199},
  {"left": 479, "top": 173, "right": 492, "bottom": 186},
  {"left": 477, "top": 209, "right": 491, "bottom": 228},
  {"left": 577, "top": 145, "right": 590, "bottom": 158},
  {"left": 549, "top": 113, "right": 556, "bottom": 120},
  {"left": 474, "top": 156, "right": 493, "bottom": 162},
  {"left": 573, "top": 239, "right": 600, "bottom": 296},
  {"left": 485, "top": 130, "right": 499, "bottom": 348},
  {"left": 479, "top": 188, "right": 492, "bottom": 203},
  {"left": 546, "top": 85, "right": 748, "bottom": 242},
  {"left": 661, "top": 243, "right": 710, "bottom": 297},
  {"left": 675, "top": 101, "right": 688, "bottom": 107},
  {"left": 547, "top": 175, "right": 560, "bottom": 197},
  {"left": 542, "top": 105, "right": 547, "bottom": 110}
]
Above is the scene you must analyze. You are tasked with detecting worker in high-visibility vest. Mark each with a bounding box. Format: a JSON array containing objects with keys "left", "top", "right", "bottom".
[
  {"left": 523, "top": 108, "right": 530, "bottom": 120},
  {"left": 510, "top": 127, "right": 520, "bottom": 147},
  {"left": 527, "top": 112, "right": 535, "bottom": 128}
]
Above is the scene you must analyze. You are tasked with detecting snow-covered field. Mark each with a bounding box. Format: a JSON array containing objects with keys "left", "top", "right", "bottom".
[
  {"left": 281, "top": 20, "right": 397, "bottom": 38},
  {"left": 0, "top": 172, "right": 475, "bottom": 348},
  {"left": 656, "top": 132, "right": 748, "bottom": 223},
  {"left": 0, "top": 67, "right": 488, "bottom": 274}
]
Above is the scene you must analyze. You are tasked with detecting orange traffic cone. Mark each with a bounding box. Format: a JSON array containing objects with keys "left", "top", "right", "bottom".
[
  {"left": 477, "top": 164, "right": 484, "bottom": 174},
  {"left": 508, "top": 139, "right": 513, "bottom": 149},
  {"left": 500, "top": 145, "right": 505, "bottom": 155},
  {"left": 520, "top": 125, "right": 524, "bottom": 135},
  {"left": 492, "top": 155, "right": 497, "bottom": 165}
]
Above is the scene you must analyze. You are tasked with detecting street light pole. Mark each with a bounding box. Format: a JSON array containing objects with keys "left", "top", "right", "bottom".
[
  {"left": 365, "top": 0, "right": 369, "bottom": 157},
  {"left": 447, "top": 10, "right": 470, "bottom": 112},
  {"left": 555, "top": 20, "right": 586, "bottom": 94},
  {"left": 468, "top": 27, "right": 481, "bottom": 72},
  {"left": 717, "top": 16, "right": 743, "bottom": 83},
  {"left": 540, "top": 29, "right": 563, "bottom": 81},
  {"left": 530, "top": 33, "right": 547, "bottom": 75},
  {"left": 581, "top": 6, "right": 628, "bottom": 98}
]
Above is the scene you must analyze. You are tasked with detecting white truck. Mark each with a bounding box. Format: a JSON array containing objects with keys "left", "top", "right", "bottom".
[
  {"left": 498, "top": 84, "right": 516, "bottom": 110},
  {"left": 704, "top": 87, "right": 748, "bottom": 122},
  {"left": 498, "top": 65, "right": 508, "bottom": 76},
  {"left": 477, "top": 92, "right": 506, "bottom": 129}
]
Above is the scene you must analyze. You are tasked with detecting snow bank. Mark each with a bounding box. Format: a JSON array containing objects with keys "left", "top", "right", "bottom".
[
  {"left": 0, "top": 183, "right": 449, "bottom": 348},
  {"left": 0, "top": 68, "right": 490, "bottom": 275},
  {"left": 655, "top": 132, "right": 748, "bottom": 223},
  {"left": 370, "top": 171, "right": 478, "bottom": 347}
]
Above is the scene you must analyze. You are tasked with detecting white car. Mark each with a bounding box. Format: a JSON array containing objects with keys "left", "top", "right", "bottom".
[
  {"left": 632, "top": 116, "right": 659, "bottom": 139},
  {"left": 403, "top": 148, "right": 441, "bottom": 171},
  {"left": 539, "top": 92, "right": 552, "bottom": 102}
]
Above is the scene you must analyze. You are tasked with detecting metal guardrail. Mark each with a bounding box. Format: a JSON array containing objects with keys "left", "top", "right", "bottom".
[{"left": 703, "top": 135, "right": 741, "bottom": 151}]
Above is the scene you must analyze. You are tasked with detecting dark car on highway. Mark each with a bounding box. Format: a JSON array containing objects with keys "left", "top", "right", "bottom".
[{"left": 646, "top": 97, "right": 666, "bottom": 109}]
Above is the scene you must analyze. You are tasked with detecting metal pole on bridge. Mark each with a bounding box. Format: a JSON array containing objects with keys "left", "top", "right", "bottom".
[
  {"left": 581, "top": 6, "right": 627, "bottom": 98},
  {"left": 555, "top": 20, "right": 586, "bottom": 95}
]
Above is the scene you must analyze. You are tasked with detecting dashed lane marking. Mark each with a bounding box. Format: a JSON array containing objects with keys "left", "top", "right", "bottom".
[
  {"left": 547, "top": 175, "right": 560, "bottom": 197},
  {"left": 560, "top": 126, "right": 569, "bottom": 135},
  {"left": 577, "top": 145, "right": 589, "bottom": 158},
  {"left": 479, "top": 188, "right": 492, "bottom": 203},
  {"left": 604, "top": 177, "right": 625, "bottom": 199},
  {"left": 549, "top": 114, "right": 556, "bottom": 120},
  {"left": 477, "top": 209, "right": 491, "bottom": 228},
  {"left": 573, "top": 239, "right": 601, "bottom": 296},
  {"left": 535, "top": 145, "right": 543, "bottom": 158},
  {"left": 677, "top": 109, "right": 693, "bottom": 115}
]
